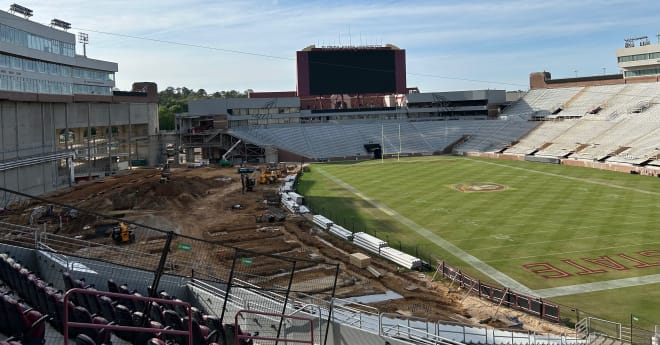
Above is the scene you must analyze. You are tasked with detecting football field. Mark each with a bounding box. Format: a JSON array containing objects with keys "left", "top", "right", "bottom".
[{"left": 297, "top": 156, "right": 660, "bottom": 324}]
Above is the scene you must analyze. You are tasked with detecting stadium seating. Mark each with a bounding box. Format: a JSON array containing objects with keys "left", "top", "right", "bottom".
[
  {"left": 231, "top": 118, "right": 539, "bottom": 159},
  {"left": 559, "top": 85, "right": 626, "bottom": 118},
  {"left": 504, "top": 83, "right": 660, "bottom": 163}
]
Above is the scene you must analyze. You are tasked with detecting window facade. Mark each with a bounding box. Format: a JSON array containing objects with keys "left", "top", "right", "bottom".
[
  {"left": 72, "top": 84, "right": 112, "bottom": 95},
  {"left": 232, "top": 107, "right": 299, "bottom": 115},
  {"left": 0, "top": 74, "right": 72, "bottom": 94},
  {"left": 624, "top": 67, "right": 660, "bottom": 78},
  {"left": 0, "top": 53, "right": 114, "bottom": 95},
  {"left": 0, "top": 23, "right": 74, "bottom": 57},
  {"left": 618, "top": 52, "right": 660, "bottom": 63},
  {"left": 72, "top": 67, "right": 114, "bottom": 82}
]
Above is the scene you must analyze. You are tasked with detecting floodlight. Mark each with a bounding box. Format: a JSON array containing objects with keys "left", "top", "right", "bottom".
[
  {"left": 78, "top": 32, "right": 89, "bottom": 57},
  {"left": 51, "top": 19, "right": 71, "bottom": 30},
  {"left": 9, "top": 3, "right": 33, "bottom": 18}
]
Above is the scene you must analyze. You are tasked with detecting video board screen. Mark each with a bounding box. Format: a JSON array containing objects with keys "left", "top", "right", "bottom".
[{"left": 307, "top": 50, "right": 397, "bottom": 95}]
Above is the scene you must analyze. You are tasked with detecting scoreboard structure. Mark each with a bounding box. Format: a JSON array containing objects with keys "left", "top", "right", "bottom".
[{"left": 296, "top": 45, "right": 406, "bottom": 97}]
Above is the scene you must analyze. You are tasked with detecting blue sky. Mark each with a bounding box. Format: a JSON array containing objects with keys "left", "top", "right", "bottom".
[{"left": 20, "top": 0, "right": 660, "bottom": 93}]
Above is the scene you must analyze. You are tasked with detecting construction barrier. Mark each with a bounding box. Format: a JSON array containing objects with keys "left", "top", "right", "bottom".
[{"left": 438, "top": 261, "right": 561, "bottom": 323}]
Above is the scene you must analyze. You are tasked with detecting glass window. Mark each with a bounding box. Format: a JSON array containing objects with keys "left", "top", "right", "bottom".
[{"left": 0, "top": 23, "right": 75, "bottom": 57}]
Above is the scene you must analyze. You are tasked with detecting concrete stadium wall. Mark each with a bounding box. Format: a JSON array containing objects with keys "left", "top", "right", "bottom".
[
  {"left": 326, "top": 322, "right": 412, "bottom": 345},
  {"left": 561, "top": 158, "right": 660, "bottom": 176},
  {"left": 0, "top": 99, "right": 158, "bottom": 196},
  {"left": 463, "top": 152, "right": 524, "bottom": 161},
  {"left": 463, "top": 151, "right": 660, "bottom": 177}
]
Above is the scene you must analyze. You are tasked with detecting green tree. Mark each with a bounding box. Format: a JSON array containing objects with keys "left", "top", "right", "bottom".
[
  {"left": 157, "top": 86, "right": 251, "bottom": 130},
  {"left": 159, "top": 106, "right": 175, "bottom": 130}
]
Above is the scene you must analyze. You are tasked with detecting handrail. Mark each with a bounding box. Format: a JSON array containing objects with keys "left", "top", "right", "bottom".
[
  {"left": 331, "top": 296, "right": 380, "bottom": 315},
  {"left": 381, "top": 322, "right": 465, "bottom": 345},
  {"left": 287, "top": 304, "right": 323, "bottom": 345},
  {"left": 62, "top": 288, "right": 193, "bottom": 345},
  {"left": 236, "top": 309, "right": 315, "bottom": 345}
]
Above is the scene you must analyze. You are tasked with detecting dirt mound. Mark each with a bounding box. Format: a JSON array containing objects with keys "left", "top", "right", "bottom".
[{"left": 105, "top": 175, "right": 231, "bottom": 211}]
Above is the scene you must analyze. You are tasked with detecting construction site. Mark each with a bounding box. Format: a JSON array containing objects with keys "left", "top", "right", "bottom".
[{"left": 0, "top": 164, "right": 572, "bottom": 338}]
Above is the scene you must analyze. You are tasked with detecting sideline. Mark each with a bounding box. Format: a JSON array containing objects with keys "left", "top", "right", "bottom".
[
  {"left": 315, "top": 166, "right": 535, "bottom": 295},
  {"left": 534, "top": 274, "right": 660, "bottom": 298}
]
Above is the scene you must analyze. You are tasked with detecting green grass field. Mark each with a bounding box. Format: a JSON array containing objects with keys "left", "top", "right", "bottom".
[{"left": 296, "top": 156, "right": 660, "bottom": 325}]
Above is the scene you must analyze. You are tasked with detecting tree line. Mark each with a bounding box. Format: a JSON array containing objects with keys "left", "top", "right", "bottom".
[{"left": 158, "top": 87, "right": 252, "bottom": 130}]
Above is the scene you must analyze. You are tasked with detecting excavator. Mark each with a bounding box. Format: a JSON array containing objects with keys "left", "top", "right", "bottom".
[
  {"left": 111, "top": 222, "right": 136, "bottom": 244},
  {"left": 240, "top": 172, "right": 256, "bottom": 193}
]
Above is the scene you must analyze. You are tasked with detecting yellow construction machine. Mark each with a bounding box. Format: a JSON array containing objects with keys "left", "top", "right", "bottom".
[
  {"left": 111, "top": 222, "right": 136, "bottom": 244},
  {"left": 259, "top": 164, "right": 281, "bottom": 184}
]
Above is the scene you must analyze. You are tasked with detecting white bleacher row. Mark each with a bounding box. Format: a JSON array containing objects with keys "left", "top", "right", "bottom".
[
  {"left": 453, "top": 120, "right": 539, "bottom": 154},
  {"left": 311, "top": 212, "right": 422, "bottom": 270},
  {"left": 501, "top": 88, "right": 581, "bottom": 118},
  {"left": 608, "top": 125, "right": 660, "bottom": 164},
  {"left": 505, "top": 121, "right": 575, "bottom": 155},
  {"left": 280, "top": 175, "right": 296, "bottom": 193},
  {"left": 529, "top": 87, "right": 583, "bottom": 117},
  {"left": 352, "top": 232, "right": 388, "bottom": 255},
  {"left": 230, "top": 118, "right": 536, "bottom": 159},
  {"left": 560, "top": 84, "right": 626, "bottom": 117},
  {"left": 328, "top": 224, "right": 353, "bottom": 241},
  {"left": 280, "top": 174, "right": 311, "bottom": 215},
  {"left": 312, "top": 214, "right": 333, "bottom": 231},
  {"left": 281, "top": 195, "right": 303, "bottom": 213},
  {"left": 504, "top": 83, "right": 660, "bottom": 162},
  {"left": 534, "top": 119, "right": 617, "bottom": 158},
  {"left": 379, "top": 247, "right": 422, "bottom": 270},
  {"left": 573, "top": 109, "right": 660, "bottom": 160}
]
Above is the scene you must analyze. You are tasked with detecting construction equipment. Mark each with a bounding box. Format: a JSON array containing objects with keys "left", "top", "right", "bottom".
[
  {"left": 259, "top": 163, "right": 282, "bottom": 184},
  {"left": 165, "top": 143, "right": 176, "bottom": 163},
  {"left": 259, "top": 169, "right": 279, "bottom": 184},
  {"left": 111, "top": 222, "right": 135, "bottom": 244},
  {"left": 160, "top": 162, "right": 171, "bottom": 183},
  {"left": 220, "top": 139, "right": 242, "bottom": 167},
  {"left": 240, "top": 172, "right": 256, "bottom": 193}
]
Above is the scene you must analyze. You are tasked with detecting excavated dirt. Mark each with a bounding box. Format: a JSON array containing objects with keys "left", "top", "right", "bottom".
[{"left": 2, "top": 166, "right": 574, "bottom": 336}]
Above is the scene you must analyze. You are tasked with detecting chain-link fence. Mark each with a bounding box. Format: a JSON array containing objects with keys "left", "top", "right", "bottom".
[{"left": 0, "top": 186, "right": 340, "bottom": 344}]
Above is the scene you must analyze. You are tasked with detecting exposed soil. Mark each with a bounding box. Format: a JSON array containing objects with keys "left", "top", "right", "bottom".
[{"left": 1, "top": 166, "right": 574, "bottom": 336}]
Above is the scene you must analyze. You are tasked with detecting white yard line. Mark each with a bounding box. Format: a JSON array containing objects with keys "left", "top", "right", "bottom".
[
  {"left": 316, "top": 166, "right": 534, "bottom": 295},
  {"left": 535, "top": 274, "right": 660, "bottom": 298},
  {"left": 316, "top": 160, "right": 660, "bottom": 298}
]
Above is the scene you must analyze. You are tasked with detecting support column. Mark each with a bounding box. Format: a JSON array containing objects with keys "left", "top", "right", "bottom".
[{"left": 87, "top": 103, "right": 92, "bottom": 180}]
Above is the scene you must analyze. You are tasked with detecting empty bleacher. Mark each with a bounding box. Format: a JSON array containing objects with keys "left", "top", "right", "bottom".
[
  {"left": 231, "top": 119, "right": 539, "bottom": 160},
  {"left": 534, "top": 119, "right": 617, "bottom": 158},
  {"left": 505, "top": 120, "right": 576, "bottom": 155},
  {"left": 505, "top": 83, "right": 660, "bottom": 163},
  {"left": 559, "top": 84, "right": 625, "bottom": 118}
]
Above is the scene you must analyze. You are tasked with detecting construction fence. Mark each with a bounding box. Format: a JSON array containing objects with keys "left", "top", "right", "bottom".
[
  {"left": 0, "top": 186, "right": 341, "bottom": 331},
  {"left": 437, "top": 260, "right": 561, "bottom": 323}
]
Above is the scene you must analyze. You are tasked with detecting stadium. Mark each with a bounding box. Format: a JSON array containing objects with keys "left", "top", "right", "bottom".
[{"left": 0, "top": 3, "right": 659, "bottom": 345}]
